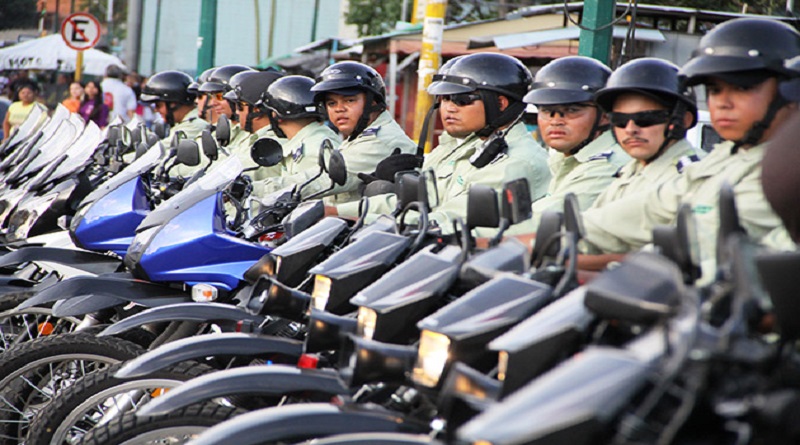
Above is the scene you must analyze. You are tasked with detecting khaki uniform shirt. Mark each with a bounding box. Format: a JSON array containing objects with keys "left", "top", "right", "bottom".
[
  {"left": 128, "top": 109, "right": 209, "bottom": 166},
  {"left": 229, "top": 125, "right": 287, "bottom": 181},
  {"left": 506, "top": 130, "right": 630, "bottom": 235},
  {"left": 324, "top": 110, "right": 416, "bottom": 205},
  {"left": 582, "top": 140, "right": 785, "bottom": 282},
  {"left": 251, "top": 121, "right": 341, "bottom": 198},
  {"left": 337, "top": 122, "right": 551, "bottom": 236}
]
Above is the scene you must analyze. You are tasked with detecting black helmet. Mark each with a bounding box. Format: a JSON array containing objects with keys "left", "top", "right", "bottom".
[
  {"left": 199, "top": 64, "right": 254, "bottom": 93},
  {"left": 223, "top": 70, "right": 284, "bottom": 105},
  {"left": 262, "top": 75, "right": 323, "bottom": 120},
  {"left": 310, "top": 61, "right": 386, "bottom": 104},
  {"left": 525, "top": 56, "right": 611, "bottom": 105},
  {"left": 188, "top": 67, "right": 216, "bottom": 94},
  {"left": 680, "top": 18, "right": 800, "bottom": 87},
  {"left": 595, "top": 58, "right": 698, "bottom": 127},
  {"left": 427, "top": 52, "right": 532, "bottom": 101},
  {"left": 140, "top": 70, "right": 195, "bottom": 105},
  {"left": 428, "top": 52, "right": 533, "bottom": 137},
  {"left": 779, "top": 55, "right": 800, "bottom": 101}
]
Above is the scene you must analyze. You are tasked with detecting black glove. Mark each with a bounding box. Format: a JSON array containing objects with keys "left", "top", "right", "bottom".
[
  {"left": 229, "top": 175, "right": 253, "bottom": 202},
  {"left": 374, "top": 148, "right": 423, "bottom": 182}
]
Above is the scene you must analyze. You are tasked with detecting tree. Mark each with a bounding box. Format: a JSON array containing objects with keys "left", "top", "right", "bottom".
[
  {"left": 0, "top": 0, "right": 39, "bottom": 31},
  {"left": 77, "top": 0, "right": 128, "bottom": 46}
]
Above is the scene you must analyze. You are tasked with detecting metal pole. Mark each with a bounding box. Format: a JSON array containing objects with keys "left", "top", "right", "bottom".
[
  {"left": 107, "top": 0, "right": 114, "bottom": 45},
  {"left": 53, "top": 0, "right": 60, "bottom": 34},
  {"left": 412, "top": 0, "right": 447, "bottom": 153},
  {"left": 151, "top": 0, "right": 162, "bottom": 73},
  {"left": 197, "top": 0, "right": 217, "bottom": 74},
  {"left": 389, "top": 41, "right": 398, "bottom": 117},
  {"left": 75, "top": 51, "right": 84, "bottom": 81},
  {"left": 578, "top": 0, "right": 615, "bottom": 65},
  {"left": 268, "top": 0, "right": 276, "bottom": 58},
  {"left": 311, "top": 0, "right": 320, "bottom": 42},
  {"left": 254, "top": 0, "right": 261, "bottom": 65},
  {"left": 125, "top": 0, "right": 142, "bottom": 72}
]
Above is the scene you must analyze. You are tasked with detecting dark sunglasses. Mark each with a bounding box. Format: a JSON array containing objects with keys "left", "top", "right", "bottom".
[
  {"left": 440, "top": 92, "right": 482, "bottom": 106},
  {"left": 608, "top": 110, "right": 671, "bottom": 128}
]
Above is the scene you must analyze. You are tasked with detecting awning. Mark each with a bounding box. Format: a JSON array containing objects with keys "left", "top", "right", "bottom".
[{"left": 473, "top": 26, "right": 666, "bottom": 51}]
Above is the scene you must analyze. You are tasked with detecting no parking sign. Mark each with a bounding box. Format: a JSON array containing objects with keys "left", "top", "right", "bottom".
[{"left": 60, "top": 12, "right": 101, "bottom": 51}]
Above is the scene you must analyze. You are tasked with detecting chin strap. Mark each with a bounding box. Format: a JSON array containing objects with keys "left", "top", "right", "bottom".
[
  {"left": 165, "top": 102, "right": 179, "bottom": 126},
  {"left": 569, "top": 109, "right": 605, "bottom": 156},
  {"left": 200, "top": 96, "right": 211, "bottom": 121},
  {"left": 227, "top": 99, "right": 239, "bottom": 123},
  {"left": 267, "top": 112, "right": 287, "bottom": 139},
  {"left": 732, "top": 94, "right": 787, "bottom": 153},
  {"left": 475, "top": 90, "right": 525, "bottom": 138},
  {"left": 347, "top": 91, "right": 385, "bottom": 142}
]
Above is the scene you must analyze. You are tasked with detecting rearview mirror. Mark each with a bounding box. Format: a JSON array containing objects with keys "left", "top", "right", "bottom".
[
  {"left": 319, "top": 139, "right": 334, "bottom": 171},
  {"left": 501, "top": 178, "right": 532, "bottom": 225},
  {"left": 563, "top": 193, "right": 585, "bottom": 241},
  {"left": 395, "top": 172, "right": 420, "bottom": 210},
  {"left": 531, "top": 211, "right": 563, "bottom": 268},
  {"left": 216, "top": 114, "right": 231, "bottom": 147},
  {"left": 328, "top": 149, "right": 347, "bottom": 186},
  {"left": 251, "top": 138, "right": 284, "bottom": 167},
  {"left": 466, "top": 185, "right": 500, "bottom": 229},
  {"left": 153, "top": 121, "right": 168, "bottom": 140},
  {"left": 175, "top": 140, "right": 200, "bottom": 167},
  {"left": 200, "top": 129, "right": 218, "bottom": 161},
  {"left": 107, "top": 125, "right": 121, "bottom": 147}
]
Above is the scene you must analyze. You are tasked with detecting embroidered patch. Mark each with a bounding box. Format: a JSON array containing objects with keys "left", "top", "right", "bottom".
[
  {"left": 693, "top": 204, "right": 713, "bottom": 215},
  {"left": 361, "top": 126, "right": 381, "bottom": 137},
  {"left": 587, "top": 151, "right": 613, "bottom": 161},
  {"left": 456, "top": 175, "right": 464, "bottom": 186},
  {"left": 676, "top": 154, "right": 700, "bottom": 173},
  {"left": 293, "top": 144, "right": 304, "bottom": 162}
]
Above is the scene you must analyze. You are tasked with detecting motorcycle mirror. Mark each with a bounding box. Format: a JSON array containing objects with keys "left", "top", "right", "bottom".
[
  {"left": 653, "top": 204, "right": 701, "bottom": 284},
  {"left": 120, "top": 126, "right": 133, "bottom": 148},
  {"left": 563, "top": 193, "right": 585, "bottom": 241},
  {"left": 130, "top": 127, "right": 142, "bottom": 145},
  {"left": 146, "top": 132, "right": 159, "bottom": 148},
  {"left": 418, "top": 169, "right": 438, "bottom": 211},
  {"left": 395, "top": 172, "right": 420, "bottom": 210},
  {"left": 717, "top": 182, "right": 745, "bottom": 267},
  {"left": 216, "top": 114, "right": 231, "bottom": 147},
  {"left": 107, "top": 125, "right": 121, "bottom": 147},
  {"left": 153, "top": 121, "right": 168, "bottom": 140},
  {"left": 200, "top": 129, "right": 218, "bottom": 161},
  {"left": 531, "top": 211, "right": 563, "bottom": 268},
  {"left": 466, "top": 185, "right": 500, "bottom": 229},
  {"left": 319, "top": 139, "right": 334, "bottom": 172},
  {"left": 251, "top": 138, "right": 284, "bottom": 168},
  {"left": 134, "top": 142, "right": 148, "bottom": 160},
  {"left": 327, "top": 149, "right": 347, "bottom": 186},
  {"left": 175, "top": 140, "right": 201, "bottom": 167},
  {"left": 501, "top": 178, "right": 532, "bottom": 225},
  {"left": 756, "top": 250, "right": 800, "bottom": 341}
]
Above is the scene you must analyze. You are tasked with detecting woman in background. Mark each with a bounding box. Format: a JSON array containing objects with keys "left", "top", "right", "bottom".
[
  {"left": 62, "top": 81, "right": 83, "bottom": 113},
  {"left": 78, "top": 80, "right": 109, "bottom": 128}
]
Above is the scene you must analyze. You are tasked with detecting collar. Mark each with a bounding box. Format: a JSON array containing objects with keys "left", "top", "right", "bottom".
[{"left": 572, "top": 131, "right": 618, "bottom": 163}]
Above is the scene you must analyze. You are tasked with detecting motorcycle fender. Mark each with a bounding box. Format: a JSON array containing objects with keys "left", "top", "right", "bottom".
[
  {"left": 188, "top": 403, "right": 425, "bottom": 445},
  {"left": 137, "top": 366, "right": 349, "bottom": 416},
  {"left": 99, "top": 303, "right": 265, "bottom": 337},
  {"left": 15, "top": 275, "right": 188, "bottom": 311},
  {"left": 0, "top": 246, "right": 120, "bottom": 275},
  {"left": 115, "top": 333, "right": 303, "bottom": 379}
]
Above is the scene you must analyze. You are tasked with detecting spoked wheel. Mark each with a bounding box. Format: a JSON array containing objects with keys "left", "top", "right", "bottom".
[
  {"left": 78, "top": 402, "right": 245, "bottom": 445},
  {"left": 26, "top": 361, "right": 215, "bottom": 445},
  {"left": 0, "top": 290, "right": 80, "bottom": 352},
  {"left": 0, "top": 332, "right": 143, "bottom": 443}
]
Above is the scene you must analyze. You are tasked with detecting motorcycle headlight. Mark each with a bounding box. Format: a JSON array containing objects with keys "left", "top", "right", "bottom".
[
  {"left": 412, "top": 329, "right": 451, "bottom": 388},
  {"left": 497, "top": 351, "right": 509, "bottom": 382},
  {"left": 310, "top": 275, "right": 332, "bottom": 313},
  {"left": 356, "top": 306, "right": 377, "bottom": 340}
]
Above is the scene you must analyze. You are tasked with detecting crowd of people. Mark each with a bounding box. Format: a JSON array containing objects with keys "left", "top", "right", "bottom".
[{"left": 2, "top": 16, "right": 797, "bottom": 284}]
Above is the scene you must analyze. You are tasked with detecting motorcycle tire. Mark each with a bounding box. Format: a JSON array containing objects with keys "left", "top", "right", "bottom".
[
  {"left": 0, "top": 331, "right": 143, "bottom": 443},
  {"left": 26, "top": 360, "right": 216, "bottom": 445},
  {"left": 78, "top": 402, "right": 246, "bottom": 445}
]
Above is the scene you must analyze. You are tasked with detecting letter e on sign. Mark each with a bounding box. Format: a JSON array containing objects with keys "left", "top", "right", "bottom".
[{"left": 61, "top": 12, "right": 102, "bottom": 51}]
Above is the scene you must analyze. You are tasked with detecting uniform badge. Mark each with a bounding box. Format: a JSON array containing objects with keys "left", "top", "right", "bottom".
[
  {"left": 293, "top": 144, "right": 304, "bottom": 162},
  {"left": 676, "top": 154, "right": 700, "bottom": 173},
  {"left": 361, "top": 126, "right": 381, "bottom": 137},
  {"left": 587, "top": 151, "right": 613, "bottom": 162}
]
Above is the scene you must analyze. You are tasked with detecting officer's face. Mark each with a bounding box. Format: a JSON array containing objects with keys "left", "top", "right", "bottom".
[
  {"left": 610, "top": 94, "right": 670, "bottom": 164},
  {"left": 439, "top": 93, "right": 486, "bottom": 139},
  {"left": 154, "top": 101, "right": 168, "bottom": 120},
  {"left": 209, "top": 91, "right": 233, "bottom": 119},
  {"left": 537, "top": 103, "right": 601, "bottom": 154},
  {"left": 197, "top": 94, "right": 219, "bottom": 124},
  {"left": 237, "top": 102, "right": 249, "bottom": 126},
  {"left": 324, "top": 92, "right": 366, "bottom": 138},
  {"left": 705, "top": 77, "right": 794, "bottom": 146}
]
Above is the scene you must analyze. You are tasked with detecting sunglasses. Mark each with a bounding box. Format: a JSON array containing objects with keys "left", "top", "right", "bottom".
[
  {"left": 208, "top": 92, "right": 225, "bottom": 101},
  {"left": 538, "top": 104, "right": 595, "bottom": 120},
  {"left": 440, "top": 93, "right": 482, "bottom": 107},
  {"left": 608, "top": 110, "right": 671, "bottom": 128}
]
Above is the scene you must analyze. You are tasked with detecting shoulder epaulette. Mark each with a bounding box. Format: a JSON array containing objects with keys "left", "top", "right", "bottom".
[
  {"left": 292, "top": 144, "right": 305, "bottom": 162},
  {"left": 676, "top": 154, "right": 700, "bottom": 173},
  {"left": 587, "top": 151, "right": 613, "bottom": 162},
  {"left": 361, "top": 126, "right": 382, "bottom": 137}
]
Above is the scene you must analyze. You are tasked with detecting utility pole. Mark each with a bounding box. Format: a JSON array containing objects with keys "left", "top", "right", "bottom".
[
  {"left": 125, "top": 0, "right": 142, "bottom": 72},
  {"left": 412, "top": 0, "right": 447, "bottom": 153},
  {"left": 578, "top": 0, "right": 615, "bottom": 65},
  {"left": 197, "top": 0, "right": 217, "bottom": 74}
]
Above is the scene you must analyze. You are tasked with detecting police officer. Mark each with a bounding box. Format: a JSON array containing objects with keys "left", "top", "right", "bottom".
[
  {"left": 505, "top": 56, "right": 631, "bottom": 236},
  {"left": 252, "top": 75, "right": 341, "bottom": 197},
  {"left": 189, "top": 67, "right": 217, "bottom": 124},
  {"left": 310, "top": 61, "right": 416, "bottom": 204},
  {"left": 334, "top": 53, "right": 551, "bottom": 234},
  {"left": 139, "top": 70, "right": 207, "bottom": 144},
  {"left": 222, "top": 70, "right": 286, "bottom": 179},
  {"left": 577, "top": 57, "right": 703, "bottom": 270},
  {"left": 581, "top": 17, "right": 800, "bottom": 282},
  {"left": 198, "top": 64, "right": 255, "bottom": 149}
]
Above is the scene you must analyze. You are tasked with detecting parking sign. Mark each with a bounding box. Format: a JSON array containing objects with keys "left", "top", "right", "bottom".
[{"left": 61, "top": 12, "right": 102, "bottom": 51}]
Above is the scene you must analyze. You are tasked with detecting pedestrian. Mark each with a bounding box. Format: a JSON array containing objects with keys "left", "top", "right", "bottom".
[
  {"left": 62, "top": 81, "right": 84, "bottom": 113},
  {"left": 101, "top": 64, "right": 137, "bottom": 123},
  {"left": 3, "top": 82, "right": 40, "bottom": 141},
  {"left": 78, "top": 80, "right": 110, "bottom": 128}
]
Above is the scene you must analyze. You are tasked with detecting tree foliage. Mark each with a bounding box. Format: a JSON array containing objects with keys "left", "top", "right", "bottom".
[
  {"left": 77, "top": 0, "right": 128, "bottom": 44},
  {"left": 0, "top": 0, "right": 39, "bottom": 31}
]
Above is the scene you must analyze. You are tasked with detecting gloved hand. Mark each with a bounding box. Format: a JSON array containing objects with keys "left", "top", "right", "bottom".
[
  {"left": 358, "top": 148, "right": 422, "bottom": 185},
  {"left": 229, "top": 174, "right": 253, "bottom": 202}
]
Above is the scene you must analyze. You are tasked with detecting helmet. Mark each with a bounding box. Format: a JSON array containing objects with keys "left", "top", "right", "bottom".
[
  {"left": 428, "top": 53, "right": 533, "bottom": 137},
  {"left": 262, "top": 75, "right": 323, "bottom": 120},
  {"left": 595, "top": 58, "right": 697, "bottom": 126},
  {"left": 779, "top": 55, "right": 800, "bottom": 101},
  {"left": 310, "top": 61, "right": 386, "bottom": 104},
  {"left": 681, "top": 18, "right": 800, "bottom": 86},
  {"left": 427, "top": 52, "right": 532, "bottom": 101},
  {"left": 199, "top": 64, "right": 254, "bottom": 93},
  {"left": 223, "top": 70, "right": 284, "bottom": 105},
  {"left": 525, "top": 56, "right": 611, "bottom": 105},
  {"left": 140, "top": 70, "right": 195, "bottom": 105},
  {"left": 189, "top": 67, "right": 216, "bottom": 94}
]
